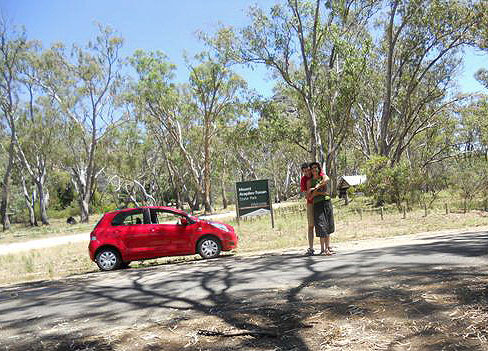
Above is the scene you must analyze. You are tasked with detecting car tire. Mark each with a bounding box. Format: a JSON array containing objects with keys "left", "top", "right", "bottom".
[
  {"left": 95, "top": 248, "right": 121, "bottom": 271},
  {"left": 197, "top": 237, "right": 221, "bottom": 259}
]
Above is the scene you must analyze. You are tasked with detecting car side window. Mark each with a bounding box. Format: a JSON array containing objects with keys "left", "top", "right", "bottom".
[
  {"left": 150, "top": 209, "right": 186, "bottom": 225},
  {"left": 112, "top": 210, "right": 145, "bottom": 226}
]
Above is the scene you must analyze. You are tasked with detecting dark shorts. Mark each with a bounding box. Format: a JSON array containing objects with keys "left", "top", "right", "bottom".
[{"left": 313, "top": 200, "right": 335, "bottom": 237}]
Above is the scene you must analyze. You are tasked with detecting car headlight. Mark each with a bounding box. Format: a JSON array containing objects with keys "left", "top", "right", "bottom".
[{"left": 209, "top": 222, "right": 230, "bottom": 232}]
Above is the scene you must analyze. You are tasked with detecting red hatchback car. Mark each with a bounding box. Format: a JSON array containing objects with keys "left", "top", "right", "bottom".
[{"left": 89, "top": 206, "right": 238, "bottom": 271}]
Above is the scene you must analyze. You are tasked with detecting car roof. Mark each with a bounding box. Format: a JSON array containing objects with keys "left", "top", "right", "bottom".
[{"left": 107, "top": 206, "right": 188, "bottom": 215}]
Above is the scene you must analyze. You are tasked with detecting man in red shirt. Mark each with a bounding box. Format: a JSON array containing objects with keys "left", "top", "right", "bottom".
[
  {"left": 300, "top": 163, "right": 315, "bottom": 255},
  {"left": 300, "top": 162, "right": 328, "bottom": 256}
]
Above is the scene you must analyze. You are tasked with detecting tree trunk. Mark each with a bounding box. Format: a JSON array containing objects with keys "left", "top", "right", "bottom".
[
  {"left": 72, "top": 170, "right": 92, "bottom": 223},
  {"left": 221, "top": 177, "right": 228, "bottom": 209},
  {"left": 191, "top": 191, "right": 200, "bottom": 212},
  {"left": 21, "top": 176, "right": 37, "bottom": 226},
  {"left": 80, "top": 198, "right": 90, "bottom": 223},
  {"left": 203, "top": 112, "right": 214, "bottom": 214},
  {"left": 273, "top": 173, "right": 280, "bottom": 203},
  {"left": 37, "top": 182, "right": 50, "bottom": 225},
  {"left": 326, "top": 136, "right": 339, "bottom": 198},
  {"left": 203, "top": 191, "right": 213, "bottom": 214},
  {"left": 306, "top": 103, "right": 325, "bottom": 163},
  {"left": 1, "top": 142, "right": 15, "bottom": 231},
  {"left": 379, "top": 1, "right": 398, "bottom": 158}
]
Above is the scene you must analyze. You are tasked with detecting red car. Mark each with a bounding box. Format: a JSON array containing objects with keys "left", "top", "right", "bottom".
[{"left": 89, "top": 206, "right": 238, "bottom": 271}]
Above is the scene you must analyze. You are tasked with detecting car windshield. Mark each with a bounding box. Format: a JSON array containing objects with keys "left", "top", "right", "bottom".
[{"left": 150, "top": 209, "right": 189, "bottom": 224}]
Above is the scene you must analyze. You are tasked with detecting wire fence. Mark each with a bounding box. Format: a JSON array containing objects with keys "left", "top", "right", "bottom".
[{"left": 231, "top": 198, "right": 488, "bottom": 224}]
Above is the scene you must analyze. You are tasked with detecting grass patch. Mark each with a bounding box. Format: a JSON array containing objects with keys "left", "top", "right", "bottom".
[{"left": 0, "top": 199, "right": 487, "bottom": 286}]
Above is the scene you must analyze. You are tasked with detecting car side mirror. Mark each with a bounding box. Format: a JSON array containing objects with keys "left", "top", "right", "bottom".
[{"left": 179, "top": 218, "right": 188, "bottom": 225}]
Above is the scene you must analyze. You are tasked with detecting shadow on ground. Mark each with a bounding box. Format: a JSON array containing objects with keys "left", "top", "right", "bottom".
[{"left": 1, "top": 230, "right": 487, "bottom": 350}]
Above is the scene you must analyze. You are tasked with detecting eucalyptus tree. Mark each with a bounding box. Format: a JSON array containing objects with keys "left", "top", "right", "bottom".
[
  {"left": 457, "top": 96, "right": 488, "bottom": 157},
  {"left": 256, "top": 91, "right": 310, "bottom": 197},
  {"left": 16, "top": 164, "right": 37, "bottom": 226},
  {"left": 13, "top": 94, "right": 64, "bottom": 225},
  {"left": 104, "top": 122, "right": 171, "bottom": 208},
  {"left": 130, "top": 50, "right": 248, "bottom": 214},
  {"left": 186, "top": 52, "right": 249, "bottom": 213},
  {"left": 451, "top": 156, "right": 488, "bottom": 212},
  {"left": 203, "top": 0, "right": 377, "bottom": 168},
  {"left": 0, "top": 19, "right": 29, "bottom": 230},
  {"left": 373, "top": 0, "right": 482, "bottom": 166},
  {"left": 30, "top": 25, "right": 126, "bottom": 222},
  {"left": 315, "top": 23, "right": 372, "bottom": 194},
  {"left": 129, "top": 50, "right": 207, "bottom": 211}
]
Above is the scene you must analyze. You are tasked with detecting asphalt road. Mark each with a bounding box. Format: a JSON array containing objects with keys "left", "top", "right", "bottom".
[{"left": 0, "top": 228, "right": 487, "bottom": 346}]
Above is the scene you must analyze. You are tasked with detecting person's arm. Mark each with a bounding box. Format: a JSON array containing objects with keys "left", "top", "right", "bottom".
[
  {"left": 306, "top": 178, "right": 312, "bottom": 199},
  {"left": 310, "top": 186, "right": 327, "bottom": 198},
  {"left": 310, "top": 174, "right": 329, "bottom": 193}
]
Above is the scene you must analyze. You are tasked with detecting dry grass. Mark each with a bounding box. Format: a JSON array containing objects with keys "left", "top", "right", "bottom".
[
  {"left": 1, "top": 200, "right": 488, "bottom": 351},
  {"left": 1, "top": 199, "right": 488, "bottom": 286},
  {"left": 0, "top": 216, "right": 99, "bottom": 244}
]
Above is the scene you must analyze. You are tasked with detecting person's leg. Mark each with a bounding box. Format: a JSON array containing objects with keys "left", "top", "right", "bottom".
[
  {"left": 319, "top": 237, "right": 326, "bottom": 253},
  {"left": 324, "top": 235, "right": 332, "bottom": 255},
  {"left": 314, "top": 201, "right": 328, "bottom": 254},
  {"left": 325, "top": 200, "right": 335, "bottom": 252},
  {"left": 306, "top": 202, "right": 315, "bottom": 254},
  {"left": 308, "top": 226, "right": 314, "bottom": 250}
]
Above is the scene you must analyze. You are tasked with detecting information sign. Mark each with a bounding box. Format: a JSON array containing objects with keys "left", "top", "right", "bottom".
[{"left": 235, "top": 179, "right": 272, "bottom": 218}]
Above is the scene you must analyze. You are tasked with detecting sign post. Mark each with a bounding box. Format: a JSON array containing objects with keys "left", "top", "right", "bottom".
[{"left": 235, "top": 179, "right": 274, "bottom": 228}]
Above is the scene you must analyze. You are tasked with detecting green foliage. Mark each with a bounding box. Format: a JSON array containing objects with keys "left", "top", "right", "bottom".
[
  {"left": 364, "top": 155, "right": 410, "bottom": 207},
  {"left": 450, "top": 156, "right": 488, "bottom": 211},
  {"left": 47, "top": 206, "right": 79, "bottom": 220},
  {"left": 1, "top": 1, "right": 487, "bottom": 228}
]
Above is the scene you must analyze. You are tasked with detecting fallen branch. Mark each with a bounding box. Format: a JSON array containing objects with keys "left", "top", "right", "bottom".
[
  {"left": 197, "top": 329, "right": 278, "bottom": 338},
  {"left": 198, "top": 324, "right": 313, "bottom": 339}
]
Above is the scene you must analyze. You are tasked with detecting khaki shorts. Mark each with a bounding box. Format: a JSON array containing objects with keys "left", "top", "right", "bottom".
[{"left": 306, "top": 202, "right": 314, "bottom": 227}]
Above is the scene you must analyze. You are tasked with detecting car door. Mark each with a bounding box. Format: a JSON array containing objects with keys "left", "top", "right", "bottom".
[
  {"left": 113, "top": 209, "right": 160, "bottom": 260},
  {"left": 147, "top": 209, "right": 194, "bottom": 255}
]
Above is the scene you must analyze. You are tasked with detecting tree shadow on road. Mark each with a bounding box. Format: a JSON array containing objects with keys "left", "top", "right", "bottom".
[{"left": 1, "top": 230, "right": 487, "bottom": 350}]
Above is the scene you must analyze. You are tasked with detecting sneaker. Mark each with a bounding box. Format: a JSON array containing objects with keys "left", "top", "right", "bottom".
[{"left": 305, "top": 248, "right": 315, "bottom": 256}]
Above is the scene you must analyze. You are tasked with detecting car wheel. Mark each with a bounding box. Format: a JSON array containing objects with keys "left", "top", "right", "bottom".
[
  {"left": 96, "top": 248, "right": 121, "bottom": 271},
  {"left": 197, "top": 237, "right": 221, "bottom": 259}
]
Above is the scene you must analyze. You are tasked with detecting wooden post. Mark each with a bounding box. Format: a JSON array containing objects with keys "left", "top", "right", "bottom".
[
  {"left": 403, "top": 204, "right": 406, "bottom": 219},
  {"left": 424, "top": 203, "right": 427, "bottom": 217},
  {"left": 380, "top": 207, "right": 384, "bottom": 220},
  {"left": 445, "top": 203, "right": 448, "bottom": 215},
  {"left": 359, "top": 208, "right": 363, "bottom": 220}
]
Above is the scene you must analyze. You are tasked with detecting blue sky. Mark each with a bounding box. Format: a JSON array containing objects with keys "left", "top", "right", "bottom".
[{"left": 1, "top": 0, "right": 486, "bottom": 96}]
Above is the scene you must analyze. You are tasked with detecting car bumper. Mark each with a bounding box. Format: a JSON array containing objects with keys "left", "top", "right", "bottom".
[{"left": 221, "top": 233, "right": 238, "bottom": 251}]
